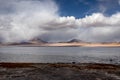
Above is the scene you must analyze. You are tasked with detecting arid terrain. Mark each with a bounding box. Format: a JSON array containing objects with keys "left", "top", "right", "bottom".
[
  {"left": 42, "top": 42, "right": 120, "bottom": 47},
  {"left": 1, "top": 38, "right": 120, "bottom": 47},
  {"left": 1, "top": 42, "right": 120, "bottom": 47},
  {"left": 0, "top": 41, "right": 120, "bottom": 47},
  {"left": 0, "top": 63, "right": 120, "bottom": 80}
]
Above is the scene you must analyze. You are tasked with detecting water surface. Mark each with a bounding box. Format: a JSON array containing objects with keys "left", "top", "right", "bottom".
[{"left": 0, "top": 46, "right": 120, "bottom": 64}]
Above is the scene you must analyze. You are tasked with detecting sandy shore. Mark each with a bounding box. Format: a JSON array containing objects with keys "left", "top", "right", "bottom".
[
  {"left": 1, "top": 42, "right": 120, "bottom": 47},
  {"left": 44, "top": 42, "right": 120, "bottom": 47},
  {"left": 0, "top": 63, "right": 120, "bottom": 80}
]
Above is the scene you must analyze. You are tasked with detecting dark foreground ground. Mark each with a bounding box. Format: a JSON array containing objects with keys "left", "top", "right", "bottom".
[{"left": 0, "top": 63, "right": 120, "bottom": 80}]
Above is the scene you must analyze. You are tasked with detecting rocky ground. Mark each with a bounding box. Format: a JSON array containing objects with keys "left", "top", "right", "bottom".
[{"left": 0, "top": 63, "right": 120, "bottom": 80}]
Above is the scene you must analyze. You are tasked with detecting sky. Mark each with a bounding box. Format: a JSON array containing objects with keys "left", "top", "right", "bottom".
[{"left": 0, "top": 0, "right": 120, "bottom": 43}]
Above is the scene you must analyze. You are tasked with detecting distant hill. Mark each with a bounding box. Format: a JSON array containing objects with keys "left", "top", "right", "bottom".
[
  {"left": 3, "top": 38, "right": 48, "bottom": 45},
  {"left": 67, "top": 39, "right": 84, "bottom": 43},
  {"left": 30, "top": 38, "right": 47, "bottom": 43}
]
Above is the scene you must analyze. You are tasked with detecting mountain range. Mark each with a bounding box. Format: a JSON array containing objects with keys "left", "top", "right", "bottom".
[{"left": 1, "top": 38, "right": 120, "bottom": 47}]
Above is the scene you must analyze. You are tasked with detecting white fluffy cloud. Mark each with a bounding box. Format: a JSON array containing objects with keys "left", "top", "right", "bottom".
[
  {"left": 77, "top": 13, "right": 120, "bottom": 27},
  {"left": 0, "top": 0, "right": 120, "bottom": 43},
  {"left": 0, "top": 0, "right": 59, "bottom": 42}
]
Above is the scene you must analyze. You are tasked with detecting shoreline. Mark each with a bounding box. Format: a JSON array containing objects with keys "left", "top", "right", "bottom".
[
  {"left": 0, "top": 62, "right": 120, "bottom": 68},
  {"left": 1, "top": 42, "right": 120, "bottom": 47}
]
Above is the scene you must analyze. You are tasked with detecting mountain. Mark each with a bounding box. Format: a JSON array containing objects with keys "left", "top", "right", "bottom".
[
  {"left": 30, "top": 38, "right": 47, "bottom": 43},
  {"left": 67, "top": 39, "right": 84, "bottom": 43},
  {"left": 4, "top": 38, "right": 47, "bottom": 45}
]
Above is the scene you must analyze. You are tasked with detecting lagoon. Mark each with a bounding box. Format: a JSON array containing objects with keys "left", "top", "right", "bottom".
[{"left": 0, "top": 46, "right": 120, "bottom": 64}]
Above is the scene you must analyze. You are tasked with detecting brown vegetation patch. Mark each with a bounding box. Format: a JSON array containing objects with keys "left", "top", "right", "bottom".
[{"left": 0, "top": 63, "right": 35, "bottom": 68}]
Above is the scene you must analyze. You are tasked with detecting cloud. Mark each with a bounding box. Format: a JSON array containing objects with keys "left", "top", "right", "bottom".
[
  {"left": 40, "top": 12, "right": 120, "bottom": 42},
  {"left": 97, "top": 0, "right": 120, "bottom": 14},
  {"left": 40, "top": 28, "right": 79, "bottom": 42},
  {"left": 76, "top": 13, "right": 120, "bottom": 42},
  {"left": 119, "top": 0, "right": 120, "bottom": 5},
  {"left": 77, "top": 27, "right": 120, "bottom": 42},
  {"left": 77, "top": 13, "right": 120, "bottom": 27},
  {"left": 0, "top": 0, "right": 120, "bottom": 43},
  {"left": 0, "top": 0, "right": 59, "bottom": 42}
]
